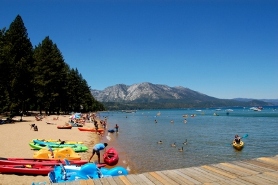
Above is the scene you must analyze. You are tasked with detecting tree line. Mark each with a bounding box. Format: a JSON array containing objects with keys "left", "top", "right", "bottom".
[{"left": 0, "top": 15, "right": 105, "bottom": 116}]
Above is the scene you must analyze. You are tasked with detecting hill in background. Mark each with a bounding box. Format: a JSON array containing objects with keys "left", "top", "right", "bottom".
[{"left": 91, "top": 82, "right": 275, "bottom": 110}]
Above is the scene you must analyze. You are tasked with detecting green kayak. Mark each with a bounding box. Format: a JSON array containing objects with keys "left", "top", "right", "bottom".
[{"left": 29, "top": 142, "right": 88, "bottom": 152}]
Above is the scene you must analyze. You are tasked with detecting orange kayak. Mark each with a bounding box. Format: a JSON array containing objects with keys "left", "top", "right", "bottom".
[{"left": 78, "top": 127, "right": 104, "bottom": 133}]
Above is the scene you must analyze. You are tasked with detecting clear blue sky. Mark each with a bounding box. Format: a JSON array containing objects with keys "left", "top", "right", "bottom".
[{"left": 1, "top": 0, "right": 277, "bottom": 99}]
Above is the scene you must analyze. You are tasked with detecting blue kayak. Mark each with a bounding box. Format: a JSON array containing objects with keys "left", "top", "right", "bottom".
[{"left": 48, "top": 162, "right": 128, "bottom": 183}]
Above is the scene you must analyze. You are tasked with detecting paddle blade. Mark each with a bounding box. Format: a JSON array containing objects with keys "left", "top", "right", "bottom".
[{"left": 242, "top": 134, "right": 248, "bottom": 138}]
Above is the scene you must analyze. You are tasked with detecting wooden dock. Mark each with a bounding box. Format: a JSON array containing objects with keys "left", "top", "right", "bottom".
[{"left": 52, "top": 155, "right": 278, "bottom": 185}]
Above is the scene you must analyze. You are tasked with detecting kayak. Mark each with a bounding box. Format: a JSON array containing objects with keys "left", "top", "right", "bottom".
[
  {"left": 33, "top": 147, "right": 82, "bottom": 160},
  {"left": 0, "top": 164, "right": 54, "bottom": 175},
  {"left": 32, "top": 139, "right": 83, "bottom": 144},
  {"left": 78, "top": 127, "right": 104, "bottom": 133},
  {"left": 108, "top": 129, "right": 115, "bottom": 133},
  {"left": 57, "top": 125, "right": 72, "bottom": 129},
  {"left": 49, "top": 163, "right": 128, "bottom": 183},
  {"left": 103, "top": 147, "right": 119, "bottom": 166},
  {"left": 0, "top": 162, "right": 105, "bottom": 176},
  {"left": 29, "top": 142, "right": 88, "bottom": 152},
  {"left": 0, "top": 157, "right": 87, "bottom": 166},
  {"left": 232, "top": 140, "right": 244, "bottom": 150}
]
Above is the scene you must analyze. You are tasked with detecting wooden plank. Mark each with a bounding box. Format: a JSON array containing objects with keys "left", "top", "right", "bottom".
[
  {"left": 79, "top": 180, "right": 88, "bottom": 185},
  {"left": 247, "top": 159, "right": 278, "bottom": 171},
  {"left": 257, "top": 173, "right": 278, "bottom": 183},
  {"left": 125, "top": 174, "right": 140, "bottom": 184},
  {"left": 127, "top": 174, "right": 152, "bottom": 185},
  {"left": 111, "top": 176, "right": 126, "bottom": 185},
  {"left": 257, "top": 157, "right": 278, "bottom": 166},
  {"left": 104, "top": 177, "right": 118, "bottom": 185},
  {"left": 178, "top": 168, "right": 214, "bottom": 183},
  {"left": 220, "top": 162, "right": 258, "bottom": 175},
  {"left": 149, "top": 171, "right": 174, "bottom": 184},
  {"left": 201, "top": 165, "right": 236, "bottom": 179},
  {"left": 142, "top": 172, "right": 164, "bottom": 185},
  {"left": 150, "top": 171, "right": 179, "bottom": 185},
  {"left": 192, "top": 167, "right": 230, "bottom": 182},
  {"left": 91, "top": 179, "right": 103, "bottom": 185},
  {"left": 232, "top": 161, "right": 275, "bottom": 173},
  {"left": 228, "top": 178, "right": 255, "bottom": 185},
  {"left": 200, "top": 166, "right": 235, "bottom": 182},
  {"left": 161, "top": 170, "right": 194, "bottom": 185},
  {"left": 137, "top": 174, "right": 156, "bottom": 185},
  {"left": 170, "top": 169, "right": 201, "bottom": 185},
  {"left": 99, "top": 177, "right": 111, "bottom": 185},
  {"left": 212, "top": 163, "right": 248, "bottom": 176},
  {"left": 240, "top": 174, "right": 276, "bottom": 185},
  {"left": 262, "top": 171, "right": 278, "bottom": 181},
  {"left": 66, "top": 181, "right": 82, "bottom": 185},
  {"left": 80, "top": 179, "right": 94, "bottom": 185},
  {"left": 118, "top": 175, "right": 133, "bottom": 185},
  {"left": 203, "top": 182, "right": 222, "bottom": 185},
  {"left": 186, "top": 168, "right": 217, "bottom": 182},
  {"left": 148, "top": 172, "right": 169, "bottom": 185}
]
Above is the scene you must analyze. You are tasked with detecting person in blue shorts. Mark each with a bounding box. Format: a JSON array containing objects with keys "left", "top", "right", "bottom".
[{"left": 88, "top": 143, "right": 108, "bottom": 163}]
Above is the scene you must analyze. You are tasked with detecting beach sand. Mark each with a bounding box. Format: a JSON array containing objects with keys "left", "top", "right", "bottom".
[{"left": 0, "top": 114, "right": 101, "bottom": 185}]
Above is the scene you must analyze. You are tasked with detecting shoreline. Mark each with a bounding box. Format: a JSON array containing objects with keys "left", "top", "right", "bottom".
[{"left": 0, "top": 114, "right": 101, "bottom": 185}]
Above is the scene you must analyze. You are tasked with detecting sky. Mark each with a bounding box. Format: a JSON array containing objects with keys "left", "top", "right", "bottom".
[{"left": 1, "top": 0, "right": 277, "bottom": 99}]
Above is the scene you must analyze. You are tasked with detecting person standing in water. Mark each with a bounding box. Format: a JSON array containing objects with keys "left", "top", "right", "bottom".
[{"left": 115, "top": 124, "right": 119, "bottom": 132}]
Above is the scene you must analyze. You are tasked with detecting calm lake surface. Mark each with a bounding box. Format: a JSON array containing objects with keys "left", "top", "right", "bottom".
[{"left": 98, "top": 106, "right": 278, "bottom": 174}]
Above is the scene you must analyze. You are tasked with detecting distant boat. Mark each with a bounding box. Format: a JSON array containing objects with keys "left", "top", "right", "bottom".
[
  {"left": 215, "top": 109, "right": 221, "bottom": 111},
  {"left": 124, "top": 110, "right": 136, "bottom": 113},
  {"left": 157, "top": 112, "right": 161, "bottom": 116},
  {"left": 250, "top": 107, "right": 261, "bottom": 111},
  {"left": 225, "top": 109, "right": 233, "bottom": 112}
]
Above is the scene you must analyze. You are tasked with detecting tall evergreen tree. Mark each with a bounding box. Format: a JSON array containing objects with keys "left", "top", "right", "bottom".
[
  {"left": 4, "top": 15, "right": 34, "bottom": 114},
  {"left": 0, "top": 28, "right": 10, "bottom": 112},
  {"left": 33, "top": 36, "right": 68, "bottom": 114}
]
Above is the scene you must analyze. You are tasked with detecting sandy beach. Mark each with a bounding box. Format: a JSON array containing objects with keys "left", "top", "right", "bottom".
[{"left": 0, "top": 114, "right": 102, "bottom": 185}]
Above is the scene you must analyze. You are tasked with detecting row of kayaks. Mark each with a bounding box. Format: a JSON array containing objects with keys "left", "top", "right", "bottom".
[
  {"left": 33, "top": 146, "right": 119, "bottom": 166},
  {"left": 0, "top": 147, "right": 120, "bottom": 175},
  {"left": 0, "top": 158, "right": 127, "bottom": 182}
]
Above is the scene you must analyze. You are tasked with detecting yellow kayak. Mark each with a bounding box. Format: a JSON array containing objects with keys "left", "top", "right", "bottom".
[
  {"left": 33, "top": 147, "right": 81, "bottom": 160},
  {"left": 32, "top": 139, "right": 83, "bottom": 144},
  {"left": 232, "top": 140, "right": 244, "bottom": 150}
]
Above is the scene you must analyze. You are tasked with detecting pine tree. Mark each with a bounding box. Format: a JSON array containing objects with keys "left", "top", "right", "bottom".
[{"left": 4, "top": 15, "right": 34, "bottom": 114}]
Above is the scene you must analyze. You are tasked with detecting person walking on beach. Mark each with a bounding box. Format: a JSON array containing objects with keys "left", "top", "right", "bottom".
[
  {"left": 115, "top": 124, "right": 119, "bottom": 132},
  {"left": 88, "top": 143, "right": 108, "bottom": 164}
]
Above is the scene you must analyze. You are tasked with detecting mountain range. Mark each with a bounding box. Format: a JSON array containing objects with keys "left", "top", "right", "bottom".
[{"left": 91, "top": 82, "right": 276, "bottom": 110}]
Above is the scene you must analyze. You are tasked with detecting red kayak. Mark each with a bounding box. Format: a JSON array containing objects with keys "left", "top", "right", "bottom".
[
  {"left": 0, "top": 157, "right": 87, "bottom": 166},
  {"left": 0, "top": 164, "right": 54, "bottom": 175},
  {"left": 103, "top": 147, "right": 119, "bottom": 166},
  {"left": 0, "top": 163, "right": 107, "bottom": 175},
  {"left": 78, "top": 127, "right": 104, "bottom": 133}
]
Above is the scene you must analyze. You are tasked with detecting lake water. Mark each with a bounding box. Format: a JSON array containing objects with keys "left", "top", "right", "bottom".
[{"left": 98, "top": 106, "right": 278, "bottom": 174}]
